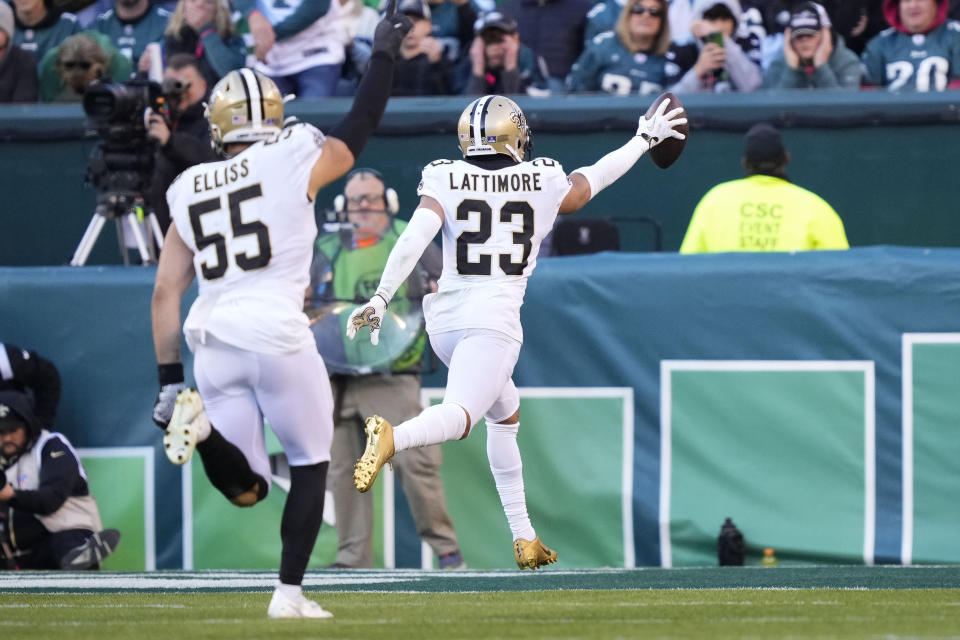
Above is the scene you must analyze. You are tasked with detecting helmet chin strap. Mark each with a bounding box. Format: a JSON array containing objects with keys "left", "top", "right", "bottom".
[{"left": 504, "top": 143, "right": 522, "bottom": 163}]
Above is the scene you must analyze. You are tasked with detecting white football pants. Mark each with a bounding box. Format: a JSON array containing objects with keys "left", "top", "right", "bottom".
[
  {"left": 192, "top": 335, "right": 334, "bottom": 494},
  {"left": 428, "top": 329, "right": 522, "bottom": 426}
]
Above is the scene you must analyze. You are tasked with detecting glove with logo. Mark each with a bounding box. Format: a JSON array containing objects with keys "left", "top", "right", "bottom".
[
  {"left": 636, "top": 94, "right": 687, "bottom": 149},
  {"left": 372, "top": 0, "right": 414, "bottom": 59},
  {"left": 345, "top": 294, "right": 388, "bottom": 346},
  {"left": 152, "top": 364, "right": 186, "bottom": 428}
]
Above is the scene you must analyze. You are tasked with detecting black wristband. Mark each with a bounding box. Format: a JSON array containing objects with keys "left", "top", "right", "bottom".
[
  {"left": 328, "top": 51, "right": 394, "bottom": 159},
  {"left": 158, "top": 363, "right": 184, "bottom": 386}
]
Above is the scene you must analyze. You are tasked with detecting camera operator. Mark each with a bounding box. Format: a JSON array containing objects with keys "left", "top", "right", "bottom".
[
  {"left": 145, "top": 53, "right": 217, "bottom": 234},
  {"left": 0, "top": 390, "right": 120, "bottom": 570}
]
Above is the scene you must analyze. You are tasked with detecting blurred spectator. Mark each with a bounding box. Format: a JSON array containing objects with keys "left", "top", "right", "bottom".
[
  {"left": 861, "top": 0, "right": 960, "bottom": 92},
  {"left": 0, "top": 1, "right": 39, "bottom": 101},
  {"left": 500, "top": 0, "right": 593, "bottom": 94},
  {"left": 679, "top": 123, "right": 848, "bottom": 253},
  {"left": 38, "top": 30, "right": 130, "bottom": 101},
  {"left": 669, "top": 0, "right": 762, "bottom": 93},
  {"left": 0, "top": 390, "right": 121, "bottom": 571},
  {"left": 145, "top": 53, "right": 217, "bottom": 233},
  {"left": 233, "top": 0, "right": 349, "bottom": 98},
  {"left": 12, "top": 0, "right": 81, "bottom": 64},
  {"left": 308, "top": 168, "right": 466, "bottom": 571},
  {"left": 428, "top": 0, "right": 479, "bottom": 62},
  {"left": 94, "top": 0, "right": 171, "bottom": 67},
  {"left": 568, "top": 0, "right": 678, "bottom": 94},
  {"left": 829, "top": 1, "right": 888, "bottom": 56},
  {"left": 0, "top": 342, "right": 60, "bottom": 429},
  {"left": 393, "top": 0, "right": 452, "bottom": 95},
  {"left": 587, "top": 0, "right": 696, "bottom": 44},
  {"left": 159, "top": 0, "right": 245, "bottom": 86},
  {"left": 461, "top": 10, "right": 544, "bottom": 94},
  {"left": 762, "top": 1, "right": 860, "bottom": 89}
]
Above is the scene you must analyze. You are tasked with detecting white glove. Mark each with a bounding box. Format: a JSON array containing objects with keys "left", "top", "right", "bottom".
[
  {"left": 345, "top": 294, "right": 388, "bottom": 346},
  {"left": 635, "top": 99, "right": 687, "bottom": 149},
  {"left": 153, "top": 382, "right": 186, "bottom": 428}
]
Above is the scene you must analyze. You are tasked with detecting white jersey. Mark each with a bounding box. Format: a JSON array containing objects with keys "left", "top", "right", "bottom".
[
  {"left": 250, "top": 0, "right": 349, "bottom": 77},
  {"left": 167, "top": 123, "right": 325, "bottom": 355},
  {"left": 417, "top": 157, "right": 572, "bottom": 342}
]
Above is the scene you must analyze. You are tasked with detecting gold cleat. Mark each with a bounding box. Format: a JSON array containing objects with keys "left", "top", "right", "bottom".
[
  {"left": 514, "top": 537, "right": 558, "bottom": 570},
  {"left": 353, "top": 415, "right": 395, "bottom": 492}
]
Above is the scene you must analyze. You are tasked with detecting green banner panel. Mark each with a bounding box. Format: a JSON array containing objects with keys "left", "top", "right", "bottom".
[
  {"left": 665, "top": 365, "right": 871, "bottom": 567},
  {"left": 427, "top": 389, "right": 632, "bottom": 569},
  {"left": 189, "top": 461, "right": 338, "bottom": 570},
  {"left": 79, "top": 454, "right": 148, "bottom": 571},
  {"left": 909, "top": 339, "right": 960, "bottom": 564}
]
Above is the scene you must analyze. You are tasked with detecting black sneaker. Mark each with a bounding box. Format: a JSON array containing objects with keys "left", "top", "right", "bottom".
[{"left": 60, "top": 529, "right": 121, "bottom": 570}]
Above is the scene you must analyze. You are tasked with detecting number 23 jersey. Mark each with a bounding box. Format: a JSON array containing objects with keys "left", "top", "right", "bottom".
[
  {"left": 417, "top": 157, "right": 572, "bottom": 342},
  {"left": 167, "top": 123, "right": 325, "bottom": 355}
]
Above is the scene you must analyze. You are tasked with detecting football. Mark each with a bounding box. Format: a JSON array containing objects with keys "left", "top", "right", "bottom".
[{"left": 646, "top": 92, "right": 689, "bottom": 169}]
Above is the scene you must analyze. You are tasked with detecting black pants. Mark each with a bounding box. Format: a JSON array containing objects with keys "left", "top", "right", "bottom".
[{"left": 3, "top": 528, "right": 96, "bottom": 570}]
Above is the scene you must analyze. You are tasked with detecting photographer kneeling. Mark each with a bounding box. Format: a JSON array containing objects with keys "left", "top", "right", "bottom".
[
  {"left": 0, "top": 391, "right": 120, "bottom": 570},
  {"left": 146, "top": 53, "right": 218, "bottom": 235}
]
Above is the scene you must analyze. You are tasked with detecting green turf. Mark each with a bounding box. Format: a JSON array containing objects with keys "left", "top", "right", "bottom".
[{"left": 2, "top": 589, "right": 959, "bottom": 639}]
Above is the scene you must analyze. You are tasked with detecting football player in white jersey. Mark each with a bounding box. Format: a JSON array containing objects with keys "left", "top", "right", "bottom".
[
  {"left": 149, "top": 0, "right": 412, "bottom": 619},
  {"left": 345, "top": 94, "right": 686, "bottom": 569}
]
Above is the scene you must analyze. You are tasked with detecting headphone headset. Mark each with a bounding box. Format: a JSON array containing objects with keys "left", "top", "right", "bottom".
[{"left": 333, "top": 168, "right": 400, "bottom": 216}]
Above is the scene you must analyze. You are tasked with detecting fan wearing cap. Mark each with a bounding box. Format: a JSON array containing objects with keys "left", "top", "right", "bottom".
[
  {"left": 0, "top": 1, "right": 39, "bottom": 103},
  {"left": 762, "top": 1, "right": 860, "bottom": 89},
  {"left": 862, "top": 0, "right": 960, "bottom": 91},
  {"left": 463, "top": 11, "right": 544, "bottom": 95},
  {"left": 679, "top": 123, "right": 848, "bottom": 253},
  {"left": 0, "top": 390, "right": 121, "bottom": 571},
  {"left": 393, "top": 0, "right": 453, "bottom": 95}
]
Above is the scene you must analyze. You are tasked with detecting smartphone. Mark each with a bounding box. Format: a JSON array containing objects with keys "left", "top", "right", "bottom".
[{"left": 702, "top": 31, "right": 723, "bottom": 46}]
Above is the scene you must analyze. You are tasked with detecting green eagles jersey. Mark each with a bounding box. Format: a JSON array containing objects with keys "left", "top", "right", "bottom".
[
  {"left": 94, "top": 5, "right": 171, "bottom": 64},
  {"left": 584, "top": 0, "right": 623, "bottom": 44},
  {"left": 567, "top": 31, "right": 681, "bottom": 94},
  {"left": 13, "top": 13, "right": 81, "bottom": 67},
  {"left": 861, "top": 21, "right": 960, "bottom": 91},
  {"left": 310, "top": 221, "right": 431, "bottom": 374}
]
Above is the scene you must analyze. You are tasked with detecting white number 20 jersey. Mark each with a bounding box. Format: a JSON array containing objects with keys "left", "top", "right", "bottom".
[
  {"left": 167, "top": 123, "right": 325, "bottom": 355},
  {"left": 417, "top": 157, "right": 572, "bottom": 342}
]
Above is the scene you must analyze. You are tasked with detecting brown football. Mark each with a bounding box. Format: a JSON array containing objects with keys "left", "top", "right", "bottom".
[{"left": 646, "top": 92, "right": 688, "bottom": 169}]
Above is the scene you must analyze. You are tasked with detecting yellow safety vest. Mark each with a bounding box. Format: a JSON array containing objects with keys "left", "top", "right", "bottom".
[{"left": 679, "top": 175, "right": 849, "bottom": 254}]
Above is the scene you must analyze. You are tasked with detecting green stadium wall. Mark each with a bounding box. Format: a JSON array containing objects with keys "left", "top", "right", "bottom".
[{"left": 2, "top": 246, "right": 959, "bottom": 569}]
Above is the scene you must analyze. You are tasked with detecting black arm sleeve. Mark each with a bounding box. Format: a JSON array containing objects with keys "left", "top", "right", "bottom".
[
  {"left": 0, "top": 343, "right": 61, "bottom": 428},
  {"left": 328, "top": 51, "right": 396, "bottom": 159},
  {"left": 7, "top": 437, "right": 81, "bottom": 515}
]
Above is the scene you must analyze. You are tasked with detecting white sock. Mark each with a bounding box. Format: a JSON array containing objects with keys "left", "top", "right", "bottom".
[
  {"left": 275, "top": 582, "right": 302, "bottom": 599},
  {"left": 393, "top": 403, "right": 468, "bottom": 452},
  {"left": 486, "top": 420, "right": 536, "bottom": 542}
]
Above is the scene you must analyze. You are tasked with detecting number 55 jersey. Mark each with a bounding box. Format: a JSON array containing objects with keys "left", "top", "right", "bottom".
[
  {"left": 166, "top": 123, "right": 326, "bottom": 355},
  {"left": 417, "top": 157, "right": 572, "bottom": 343}
]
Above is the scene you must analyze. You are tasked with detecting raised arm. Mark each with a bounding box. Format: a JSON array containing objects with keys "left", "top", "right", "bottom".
[
  {"left": 558, "top": 99, "right": 687, "bottom": 214},
  {"left": 307, "top": 0, "right": 413, "bottom": 200}
]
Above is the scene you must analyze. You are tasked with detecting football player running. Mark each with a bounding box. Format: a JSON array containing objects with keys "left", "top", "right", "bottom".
[
  {"left": 346, "top": 94, "right": 686, "bottom": 569},
  {"left": 149, "top": 0, "right": 412, "bottom": 619}
]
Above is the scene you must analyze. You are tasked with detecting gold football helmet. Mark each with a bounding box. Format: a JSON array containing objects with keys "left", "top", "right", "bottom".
[
  {"left": 457, "top": 95, "right": 532, "bottom": 162},
  {"left": 206, "top": 68, "right": 284, "bottom": 153}
]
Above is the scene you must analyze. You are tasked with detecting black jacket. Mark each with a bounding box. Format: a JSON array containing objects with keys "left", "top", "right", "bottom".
[
  {"left": 148, "top": 100, "right": 217, "bottom": 232},
  {"left": 500, "top": 0, "right": 592, "bottom": 79},
  {"left": 0, "top": 46, "right": 39, "bottom": 104},
  {"left": 0, "top": 343, "right": 60, "bottom": 428}
]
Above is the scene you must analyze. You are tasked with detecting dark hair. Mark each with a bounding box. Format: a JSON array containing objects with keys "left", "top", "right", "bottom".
[
  {"left": 345, "top": 167, "right": 386, "bottom": 188},
  {"left": 166, "top": 52, "right": 204, "bottom": 76},
  {"left": 702, "top": 3, "right": 735, "bottom": 21}
]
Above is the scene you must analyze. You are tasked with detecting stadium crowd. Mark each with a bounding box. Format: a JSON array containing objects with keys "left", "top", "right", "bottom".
[{"left": 3, "top": 0, "right": 960, "bottom": 103}]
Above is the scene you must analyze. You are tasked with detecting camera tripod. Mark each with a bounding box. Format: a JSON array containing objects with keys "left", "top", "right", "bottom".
[{"left": 70, "top": 192, "right": 164, "bottom": 267}]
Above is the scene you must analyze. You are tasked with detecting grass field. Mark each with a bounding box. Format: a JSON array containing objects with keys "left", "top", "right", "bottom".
[{"left": 2, "top": 567, "right": 959, "bottom": 639}]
